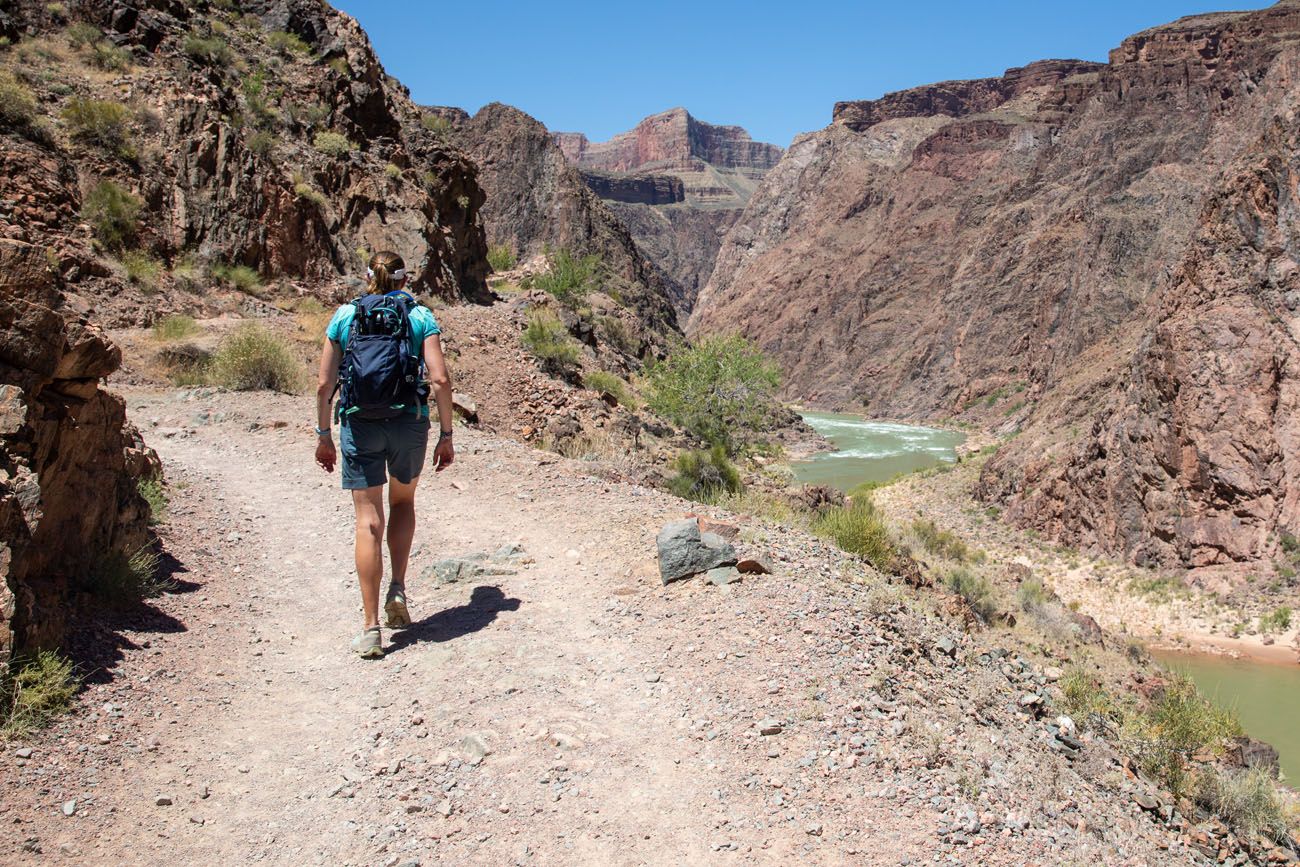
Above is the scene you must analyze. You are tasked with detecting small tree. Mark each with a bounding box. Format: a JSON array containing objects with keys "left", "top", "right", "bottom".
[
  {"left": 644, "top": 335, "right": 781, "bottom": 453},
  {"left": 81, "top": 180, "right": 141, "bottom": 250}
]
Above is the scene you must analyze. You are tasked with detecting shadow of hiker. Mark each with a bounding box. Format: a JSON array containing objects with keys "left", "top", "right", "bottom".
[{"left": 386, "top": 585, "right": 521, "bottom": 654}]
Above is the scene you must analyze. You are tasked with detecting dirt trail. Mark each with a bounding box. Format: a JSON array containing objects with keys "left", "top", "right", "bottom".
[{"left": 1, "top": 388, "right": 1190, "bottom": 866}]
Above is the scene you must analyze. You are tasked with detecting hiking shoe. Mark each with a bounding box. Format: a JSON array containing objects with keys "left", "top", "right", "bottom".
[
  {"left": 351, "top": 626, "right": 383, "bottom": 659},
  {"left": 384, "top": 584, "right": 411, "bottom": 628}
]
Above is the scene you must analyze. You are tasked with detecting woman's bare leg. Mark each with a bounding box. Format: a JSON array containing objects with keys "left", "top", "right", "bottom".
[
  {"left": 386, "top": 476, "right": 419, "bottom": 588},
  {"left": 352, "top": 485, "right": 386, "bottom": 629}
]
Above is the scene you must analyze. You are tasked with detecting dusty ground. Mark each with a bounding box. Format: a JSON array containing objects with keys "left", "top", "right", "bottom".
[
  {"left": 0, "top": 388, "right": 1211, "bottom": 865},
  {"left": 872, "top": 457, "right": 1300, "bottom": 665}
]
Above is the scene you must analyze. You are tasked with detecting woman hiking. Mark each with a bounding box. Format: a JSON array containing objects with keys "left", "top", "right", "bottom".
[{"left": 313, "top": 250, "right": 455, "bottom": 659}]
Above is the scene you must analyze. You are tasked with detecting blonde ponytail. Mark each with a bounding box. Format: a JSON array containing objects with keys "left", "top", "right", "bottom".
[{"left": 367, "top": 250, "right": 407, "bottom": 294}]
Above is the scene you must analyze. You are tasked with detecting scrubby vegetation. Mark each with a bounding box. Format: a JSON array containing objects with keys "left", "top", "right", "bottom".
[
  {"left": 210, "top": 323, "right": 303, "bottom": 392},
  {"left": 943, "top": 566, "right": 996, "bottom": 621},
  {"left": 1258, "top": 605, "right": 1292, "bottom": 634},
  {"left": 211, "top": 262, "right": 263, "bottom": 293},
  {"left": 120, "top": 250, "right": 162, "bottom": 290},
  {"left": 911, "top": 517, "right": 972, "bottom": 562},
  {"left": 812, "top": 493, "right": 896, "bottom": 573},
  {"left": 421, "top": 113, "right": 452, "bottom": 140},
  {"left": 61, "top": 97, "right": 134, "bottom": 157},
  {"left": 267, "top": 30, "right": 310, "bottom": 56},
  {"left": 89, "top": 544, "right": 165, "bottom": 605},
  {"left": 138, "top": 476, "right": 166, "bottom": 524},
  {"left": 1195, "top": 766, "right": 1289, "bottom": 842},
  {"left": 0, "top": 70, "right": 39, "bottom": 130},
  {"left": 152, "top": 315, "right": 200, "bottom": 341},
  {"left": 487, "top": 243, "right": 516, "bottom": 272},
  {"left": 2, "top": 651, "right": 79, "bottom": 739},
  {"left": 667, "top": 446, "right": 741, "bottom": 503},
  {"left": 1015, "top": 576, "right": 1052, "bottom": 611},
  {"left": 183, "top": 34, "right": 233, "bottom": 67},
  {"left": 521, "top": 310, "right": 580, "bottom": 370},
  {"left": 528, "top": 248, "right": 601, "bottom": 305},
  {"left": 645, "top": 335, "right": 781, "bottom": 454},
  {"left": 313, "top": 130, "right": 354, "bottom": 157},
  {"left": 582, "top": 370, "right": 635, "bottom": 408},
  {"left": 81, "top": 180, "right": 141, "bottom": 250}
]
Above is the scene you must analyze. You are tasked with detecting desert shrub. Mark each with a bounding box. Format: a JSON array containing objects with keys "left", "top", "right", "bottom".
[
  {"left": 248, "top": 129, "right": 275, "bottom": 155},
  {"left": 61, "top": 97, "right": 133, "bottom": 156},
  {"left": 1195, "top": 766, "right": 1289, "bottom": 842},
  {"left": 644, "top": 334, "right": 781, "bottom": 454},
  {"left": 326, "top": 56, "right": 349, "bottom": 75},
  {"left": 152, "top": 314, "right": 199, "bottom": 341},
  {"left": 1016, "top": 576, "right": 1052, "bottom": 612},
  {"left": 0, "top": 70, "right": 38, "bottom": 129},
  {"left": 211, "top": 323, "right": 302, "bottom": 392},
  {"left": 487, "top": 243, "right": 516, "bottom": 272},
  {"left": 210, "top": 262, "right": 263, "bottom": 293},
  {"left": 241, "top": 70, "right": 279, "bottom": 128},
  {"left": 528, "top": 248, "right": 600, "bottom": 305},
  {"left": 293, "top": 182, "right": 326, "bottom": 206},
  {"left": 120, "top": 250, "right": 162, "bottom": 290},
  {"left": 89, "top": 544, "right": 164, "bottom": 604},
  {"left": 183, "top": 34, "right": 233, "bottom": 67},
  {"left": 1126, "top": 571, "right": 1190, "bottom": 603},
  {"left": 421, "top": 113, "right": 452, "bottom": 139},
  {"left": 521, "top": 310, "right": 580, "bottom": 369},
  {"left": 1059, "top": 667, "right": 1121, "bottom": 728},
  {"left": 911, "top": 517, "right": 970, "bottom": 562},
  {"left": 286, "top": 101, "right": 330, "bottom": 128},
  {"left": 81, "top": 180, "right": 140, "bottom": 250},
  {"left": 943, "top": 566, "right": 996, "bottom": 622},
  {"left": 89, "top": 40, "right": 131, "bottom": 71},
  {"left": 668, "top": 446, "right": 741, "bottom": 503},
  {"left": 813, "top": 494, "right": 896, "bottom": 573},
  {"left": 583, "top": 370, "right": 634, "bottom": 407},
  {"left": 65, "top": 21, "right": 101, "bottom": 48},
  {"left": 137, "top": 476, "right": 166, "bottom": 524},
  {"left": 267, "top": 30, "right": 310, "bottom": 55},
  {"left": 597, "top": 314, "right": 639, "bottom": 355},
  {"left": 383, "top": 162, "right": 402, "bottom": 180},
  {"left": 1258, "top": 605, "right": 1292, "bottom": 634},
  {"left": 2, "top": 651, "right": 79, "bottom": 739},
  {"left": 170, "top": 254, "right": 204, "bottom": 289},
  {"left": 313, "top": 130, "right": 353, "bottom": 157}
]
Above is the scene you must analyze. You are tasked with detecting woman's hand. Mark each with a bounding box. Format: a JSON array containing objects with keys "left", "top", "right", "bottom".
[
  {"left": 433, "top": 437, "right": 454, "bottom": 472},
  {"left": 316, "top": 436, "right": 337, "bottom": 472}
]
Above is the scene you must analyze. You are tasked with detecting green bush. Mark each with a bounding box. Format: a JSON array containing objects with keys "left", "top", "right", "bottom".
[
  {"left": 383, "top": 162, "right": 402, "bottom": 180},
  {"left": 120, "top": 250, "right": 162, "bottom": 290},
  {"left": 152, "top": 314, "right": 199, "bottom": 341},
  {"left": 813, "top": 494, "right": 896, "bottom": 573},
  {"left": 528, "top": 248, "right": 600, "bottom": 305},
  {"left": 943, "top": 566, "right": 996, "bottom": 622},
  {"left": 1059, "top": 667, "right": 1121, "bottom": 727},
  {"left": 667, "top": 446, "right": 741, "bottom": 504},
  {"left": 211, "top": 262, "right": 263, "bottom": 293},
  {"left": 89, "top": 40, "right": 131, "bottom": 71},
  {"left": 89, "top": 544, "right": 165, "bottom": 605},
  {"left": 211, "top": 323, "right": 303, "bottom": 392},
  {"left": 313, "top": 130, "right": 354, "bottom": 157},
  {"left": 248, "top": 129, "right": 275, "bottom": 155},
  {"left": 326, "top": 56, "right": 350, "bottom": 76},
  {"left": 170, "top": 254, "right": 204, "bottom": 289},
  {"left": 138, "top": 476, "right": 166, "bottom": 524},
  {"left": 2, "top": 651, "right": 79, "bottom": 739},
  {"left": 65, "top": 21, "right": 101, "bottom": 48},
  {"left": 421, "top": 113, "right": 452, "bottom": 139},
  {"left": 644, "top": 334, "right": 781, "bottom": 454},
  {"left": 267, "top": 30, "right": 310, "bottom": 55},
  {"left": 293, "top": 182, "right": 326, "bottom": 206},
  {"left": 911, "top": 517, "right": 970, "bottom": 562},
  {"left": 1016, "top": 576, "right": 1051, "bottom": 612},
  {"left": 1258, "top": 605, "right": 1292, "bottom": 634},
  {"left": 521, "top": 310, "right": 580, "bottom": 369},
  {"left": 240, "top": 70, "right": 279, "bottom": 129},
  {"left": 184, "top": 34, "right": 233, "bottom": 67},
  {"left": 1194, "top": 766, "right": 1289, "bottom": 842},
  {"left": 583, "top": 370, "right": 635, "bottom": 408},
  {"left": 62, "top": 97, "right": 134, "bottom": 156},
  {"left": 487, "top": 243, "right": 516, "bottom": 272},
  {"left": 0, "top": 70, "right": 38, "bottom": 130},
  {"left": 81, "top": 180, "right": 141, "bottom": 250},
  {"left": 597, "top": 315, "right": 639, "bottom": 355}
]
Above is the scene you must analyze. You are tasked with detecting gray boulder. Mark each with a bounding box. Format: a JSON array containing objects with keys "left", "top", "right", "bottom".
[{"left": 657, "top": 519, "right": 737, "bottom": 585}]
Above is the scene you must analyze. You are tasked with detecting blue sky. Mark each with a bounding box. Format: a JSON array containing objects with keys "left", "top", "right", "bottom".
[{"left": 332, "top": 0, "right": 1262, "bottom": 148}]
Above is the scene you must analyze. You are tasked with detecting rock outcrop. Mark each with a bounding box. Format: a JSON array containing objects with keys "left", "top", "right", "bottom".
[
  {"left": 555, "top": 108, "right": 783, "bottom": 313},
  {"left": 578, "top": 170, "right": 684, "bottom": 206},
  {"left": 694, "top": 0, "right": 1300, "bottom": 568}
]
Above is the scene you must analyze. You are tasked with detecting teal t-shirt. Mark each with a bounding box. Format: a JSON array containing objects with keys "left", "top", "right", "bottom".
[{"left": 327, "top": 296, "right": 441, "bottom": 418}]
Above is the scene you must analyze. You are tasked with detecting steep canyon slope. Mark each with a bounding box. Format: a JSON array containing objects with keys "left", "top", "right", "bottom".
[
  {"left": 693, "top": 1, "right": 1300, "bottom": 568},
  {"left": 556, "top": 108, "right": 783, "bottom": 312}
]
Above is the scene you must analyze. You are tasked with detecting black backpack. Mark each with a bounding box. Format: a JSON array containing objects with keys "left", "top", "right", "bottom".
[{"left": 336, "top": 292, "right": 426, "bottom": 420}]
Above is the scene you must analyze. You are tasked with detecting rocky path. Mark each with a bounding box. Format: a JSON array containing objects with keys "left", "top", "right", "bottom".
[{"left": 1, "top": 389, "right": 1192, "bottom": 865}]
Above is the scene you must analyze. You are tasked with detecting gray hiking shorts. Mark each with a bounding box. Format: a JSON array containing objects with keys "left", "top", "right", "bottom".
[{"left": 339, "top": 415, "right": 430, "bottom": 490}]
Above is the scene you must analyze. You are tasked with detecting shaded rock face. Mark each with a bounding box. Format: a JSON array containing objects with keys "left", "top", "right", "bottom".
[
  {"left": 578, "top": 170, "right": 684, "bottom": 206},
  {"left": 555, "top": 109, "right": 783, "bottom": 313},
  {"left": 450, "top": 103, "right": 679, "bottom": 352},
  {"left": 694, "top": 1, "right": 1300, "bottom": 567}
]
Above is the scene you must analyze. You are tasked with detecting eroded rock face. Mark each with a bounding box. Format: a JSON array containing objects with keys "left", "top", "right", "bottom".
[
  {"left": 555, "top": 109, "right": 783, "bottom": 313},
  {"left": 0, "top": 240, "right": 155, "bottom": 660},
  {"left": 694, "top": 1, "right": 1300, "bottom": 566},
  {"left": 578, "top": 170, "right": 684, "bottom": 206}
]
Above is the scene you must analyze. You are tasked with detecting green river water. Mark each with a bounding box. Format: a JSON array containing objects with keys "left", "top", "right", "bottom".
[{"left": 791, "top": 412, "right": 1297, "bottom": 781}]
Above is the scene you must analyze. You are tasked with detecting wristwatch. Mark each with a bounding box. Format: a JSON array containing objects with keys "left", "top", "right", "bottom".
[
  {"left": 438, "top": 429, "right": 453, "bottom": 440},
  {"left": 314, "top": 426, "right": 331, "bottom": 437}
]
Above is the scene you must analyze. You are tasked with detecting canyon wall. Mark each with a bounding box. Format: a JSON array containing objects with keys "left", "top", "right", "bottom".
[
  {"left": 694, "top": 0, "right": 1300, "bottom": 567},
  {"left": 555, "top": 108, "right": 783, "bottom": 313}
]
